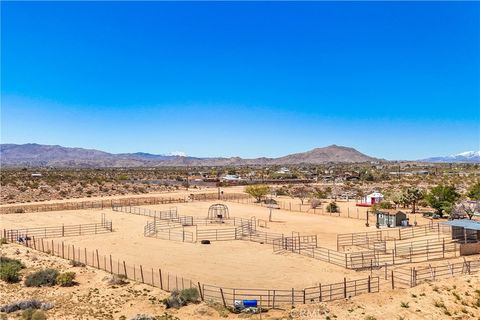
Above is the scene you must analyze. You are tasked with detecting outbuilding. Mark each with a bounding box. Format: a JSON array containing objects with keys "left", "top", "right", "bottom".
[
  {"left": 375, "top": 211, "right": 408, "bottom": 228},
  {"left": 357, "top": 192, "right": 384, "bottom": 207}
]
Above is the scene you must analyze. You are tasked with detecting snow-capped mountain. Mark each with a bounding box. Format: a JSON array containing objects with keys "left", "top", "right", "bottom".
[{"left": 421, "top": 151, "right": 480, "bottom": 163}]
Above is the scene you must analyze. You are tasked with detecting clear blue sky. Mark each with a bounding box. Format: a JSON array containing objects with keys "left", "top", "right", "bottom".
[{"left": 1, "top": 1, "right": 479, "bottom": 160}]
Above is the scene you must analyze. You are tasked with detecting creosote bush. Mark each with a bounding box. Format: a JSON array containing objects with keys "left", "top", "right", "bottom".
[
  {"left": 163, "top": 288, "right": 200, "bottom": 309},
  {"left": 24, "top": 269, "right": 59, "bottom": 287},
  {"left": 22, "top": 309, "right": 47, "bottom": 320},
  {"left": 108, "top": 274, "right": 128, "bottom": 286},
  {"left": 56, "top": 272, "right": 76, "bottom": 287},
  {"left": 0, "top": 256, "right": 24, "bottom": 283},
  {"left": 326, "top": 201, "right": 339, "bottom": 213}
]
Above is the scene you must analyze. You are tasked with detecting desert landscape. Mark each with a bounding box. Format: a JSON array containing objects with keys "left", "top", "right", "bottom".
[{"left": 2, "top": 1, "right": 479, "bottom": 319}]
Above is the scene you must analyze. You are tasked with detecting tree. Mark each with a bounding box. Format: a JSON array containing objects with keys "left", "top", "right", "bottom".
[
  {"left": 425, "top": 185, "right": 460, "bottom": 217},
  {"left": 467, "top": 182, "right": 480, "bottom": 201},
  {"left": 404, "top": 187, "right": 424, "bottom": 214},
  {"left": 289, "top": 185, "right": 311, "bottom": 205},
  {"left": 245, "top": 185, "right": 270, "bottom": 203},
  {"left": 453, "top": 202, "right": 480, "bottom": 220}
]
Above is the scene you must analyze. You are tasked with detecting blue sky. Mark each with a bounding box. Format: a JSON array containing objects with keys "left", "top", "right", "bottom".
[{"left": 1, "top": 1, "right": 479, "bottom": 160}]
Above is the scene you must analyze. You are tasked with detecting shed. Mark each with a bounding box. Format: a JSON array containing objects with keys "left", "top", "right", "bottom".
[
  {"left": 442, "top": 220, "right": 480, "bottom": 243},
  {"left": 442, "top": 220, "right": 480, "bottom": 255},
  {"left": 375, "top": 211, "right": 408, "bottom": 228}
]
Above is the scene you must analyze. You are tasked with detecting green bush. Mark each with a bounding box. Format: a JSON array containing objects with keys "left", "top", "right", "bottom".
[
  {"left": 0, "top": 263, "right": 21, "bottom": 283},
  {"left": 22, "top": 309, "right": 46, "bottom": 320},
  {"left": 163, "top": 288, "right": 200, "bottom": 309},
  {"left": 326, "top": 202, "right": 339, "bottom": 213},
  {"left": 56, "top": 272, "right": 76, "bottom": 287},
  {"left": 179, "top": 288, "right": 199, "bottom": 302},
  {"left": 24, "top": 269, "right": 59, "bottom": 287},
  {"left": 0, "top": 257, "right": 24, "bottom": 283},
  {"left": 31, "top": 310, "right": 47, "bottom": 320},
  {"left": 378, "top": 201, "right": 394, "bottom": 209}
]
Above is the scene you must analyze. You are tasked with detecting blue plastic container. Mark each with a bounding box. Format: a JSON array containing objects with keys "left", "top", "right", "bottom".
[{"left": 242, "top": 300, "right": 258, "bottom": 308}]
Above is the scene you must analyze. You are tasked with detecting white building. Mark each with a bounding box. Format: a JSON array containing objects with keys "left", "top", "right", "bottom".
[{"left": 364, "top": 192, "right": 384, "bottom": 205}]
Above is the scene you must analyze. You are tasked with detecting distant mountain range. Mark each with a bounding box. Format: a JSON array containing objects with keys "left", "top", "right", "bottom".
[
  {"left": 420, "top": 151, "right": 480, "bottom": 163},
  {"left": 0, "top": 143, "right": 378, "bottom": 167}
]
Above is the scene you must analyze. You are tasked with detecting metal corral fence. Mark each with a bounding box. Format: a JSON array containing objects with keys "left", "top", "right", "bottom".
[
  {"left": 391, "top": 259, "right": 480, "bottom": 289},
  {"left": 336, "top": 223, "right": 452, "bottom": 250},
  {"left": 202, "top": 276, "right": 380, "bottom": 308},
  {"left": 222, "top": 194, "right": 373, "bottom": 220},
  {"left": 274, "top": 235, "right": 459, "bottom": 269},
  {"left": 0, "top": 192, "right": 247, "bottom": 214},
  {"left": 2, "top": 220, "right": 113, "bottom": 242},
  {"left": 11, "top": 237, "right": 380, "bottom": 308}
]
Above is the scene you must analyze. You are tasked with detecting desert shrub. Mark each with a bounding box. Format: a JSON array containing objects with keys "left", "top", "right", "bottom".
[
  {"left": 379, "top": 201, "right": 394, "bottom": 209},
  {"left": 0, "top": 263, "right": 21, "bottom": 283},
  {"left": 22, "top": 309, "right": 47, "bottom": 320},
  {"left": 108, "top": 274, "right": 128, "bottom": 286},
  {"left": 0, "top": 299, "right": 53, "bottom": 313},
  {"left": 0, "top": 257, "right": 24, "bottom": 283},
  {"left": 326, "top": 202, "right": 339, "bottom": 213},
  {"left": 163, "top": 288, "right": 199, "bottom": 309},
  {"left": 0, "top": 256, "right": 24, "bottom": 269},
  {"left": 24, "top": 269, "right": 59, "bottom": 287},
  {"left": 56, "top": 272, "right": 76, "bottom": 287},
  {"left": 69, "top": 260, "right": 86, "bottom": 267},
  {"left": 310, "top": 198, "right": 322, "bottom": 209},
  {"left": 0, "top": 238, "right": 7, "bottom": 245}
]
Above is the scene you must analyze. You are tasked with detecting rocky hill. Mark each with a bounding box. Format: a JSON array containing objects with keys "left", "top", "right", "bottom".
[{"left": 0, "top": 143, "right": 379, "bottom": 167}]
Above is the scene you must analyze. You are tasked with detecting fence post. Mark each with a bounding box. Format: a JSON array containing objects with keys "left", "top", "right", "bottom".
[
  {"left": 391, "top": 270, "right": 394, "bottom": 289},
  {"left": 343, "top": 278, "right": 347, "bottom": 298},
  {"left": 303, "top": 289, "right": 306, "bottom": 304},
  {"left": 123, "top": 261, "right": 127, "bottom": 277},
  {"left": 319, "top": 284, "right": 322, "bottom": 302},
  {"left": 159, "top": 269, "right": 163, "bottom": 290},
  {"left": 140, "top": 265, "right": 144, "bottom": 283},
  {"left": 220, "top": 288, "right": 227, "bottom": 308},
  {"left": 198, "top": 282, "right": 204, "bottom": 301},
  {"left": 291, "top": 288, "right": 294, "bottom": 306},
  {"left": 110, "top": 255, "right": 113, "bottom": 273},
  {"left": 368, "top": 276, "right": 371, "bottom": 293},
  {"left": 96, "top": 250, "right": 100, "bottom": 268}
]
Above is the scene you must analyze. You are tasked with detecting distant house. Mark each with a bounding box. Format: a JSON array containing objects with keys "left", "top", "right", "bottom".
[
  {"left": 357, "top": 192, "right": 384, "bottom": 207},
  {"left": 31, "top": 173, "right": 42, "bottom": 177},
  {"left": 276, "top": 167, "right": 290, "bottom": 174},
  {"left": 221, "top": 174, "right": 243, "bottom": 182}
]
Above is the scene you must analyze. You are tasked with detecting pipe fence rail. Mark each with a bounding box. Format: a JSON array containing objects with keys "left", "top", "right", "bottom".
[
  {"left": 2, "top": 221, "right": 113, "bottom": 241},
  {"left": 337, "top": 223, "right": 452, "bottom": 250},
  {"left": 5, "top": 234, "right": 480, "bottom": 309},
  {"left": 391, "top": 259, "right": 480, "bottom": 289},
  {"left": 0, "top": 192, "right": 249, "bottom": 214}
]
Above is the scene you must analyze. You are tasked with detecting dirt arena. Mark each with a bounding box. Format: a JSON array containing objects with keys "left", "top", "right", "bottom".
[{"left": 1, "top": 199, "right": 393, "bottom": 288}]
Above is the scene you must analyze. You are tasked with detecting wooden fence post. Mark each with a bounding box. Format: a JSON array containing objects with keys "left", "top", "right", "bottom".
[
  {"left": 159, "top": 269, "right": 163, "bottom": 290},
  {"left": 96, "top": 249, "right": 100, "bottom": 268},
  {"left": 140, "top": 265, "right": 144, "bottom": 283},
  {"left": 198, "top": 282, "right": 204, "bottom": 301},
  {"left": 368, "top": 276, "right": 371, "bottom": 293},
  {"left": 220, "top": 288, "right": 227, "bottom": 308},
  {"left": 391, "top": 270, "right": 394, "bottom": 289},
  {"left": 344, "top": 278, "right": 347, "bottom": 298},
  {"left": 291, "top": 288, "right": 294, "bottom": 306},
  {"left": 123, "top": 261, "right": 127, "bottom": 278}
]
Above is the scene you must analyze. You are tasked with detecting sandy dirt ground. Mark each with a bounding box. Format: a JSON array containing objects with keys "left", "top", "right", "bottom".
[
  {"left": 0, "top": 198, "right": 456, "bottom": 290},
  {"left": 1, "top": 202, "right": 365, "bottom": 288},
  {"left": 1, "top": 243, "right": 479, "bottom": 320}
]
